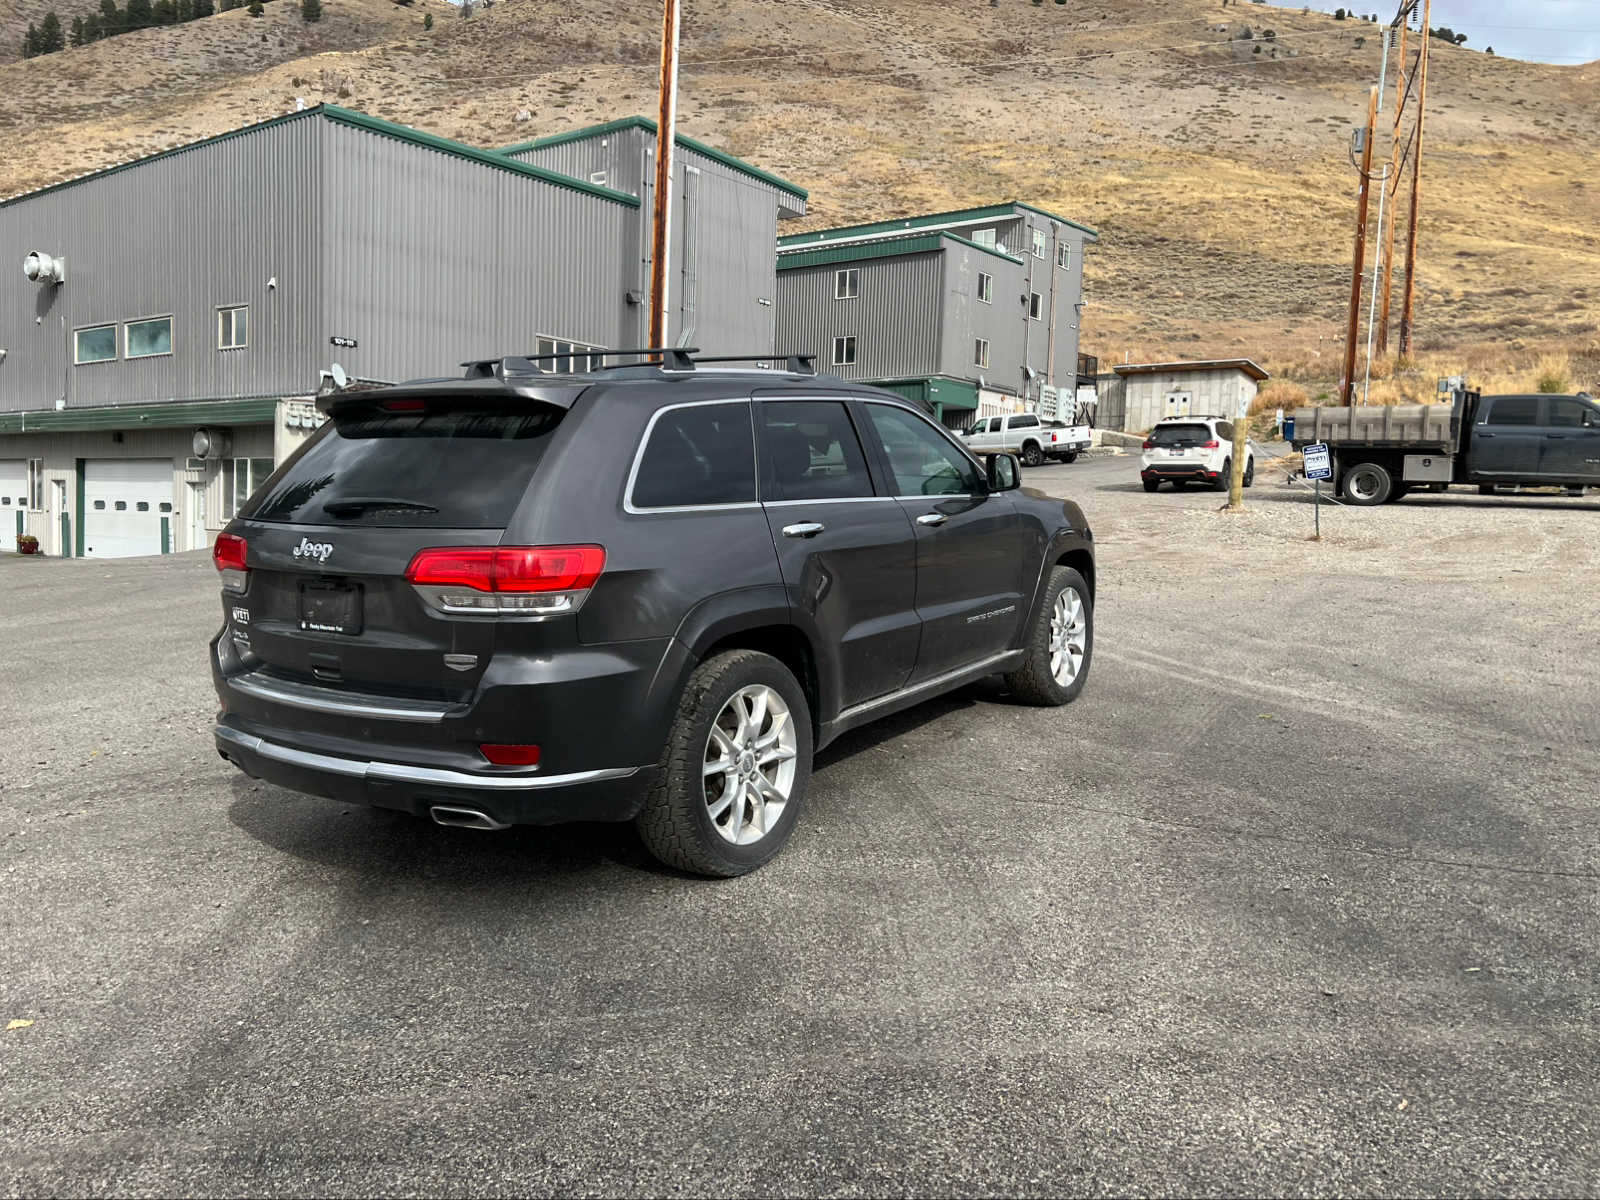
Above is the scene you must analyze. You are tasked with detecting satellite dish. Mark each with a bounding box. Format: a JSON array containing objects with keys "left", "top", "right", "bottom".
[{"left": 330, "top": 363, "right": 349, "bottom": 390}]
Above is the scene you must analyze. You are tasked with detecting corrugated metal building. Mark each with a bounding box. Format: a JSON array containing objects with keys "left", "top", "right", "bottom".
[
  {"left": 1109, "top": 359, "right": 1270, "bottom": 433},
  {"left": 0, "top": 105, "right": 806, "bottom": 557},
  {"left": 773, "top": 203, "right": 1097, "bottom": 428}
]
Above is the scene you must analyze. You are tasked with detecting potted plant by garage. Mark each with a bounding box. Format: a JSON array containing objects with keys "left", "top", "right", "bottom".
[{"left": 16, "top": 534, "right": 40, "bottom": 555}]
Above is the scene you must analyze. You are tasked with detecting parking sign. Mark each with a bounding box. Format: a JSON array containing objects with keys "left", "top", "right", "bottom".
[{"left": 1304, "top": 442, "right": 1333, "bottom": 482}]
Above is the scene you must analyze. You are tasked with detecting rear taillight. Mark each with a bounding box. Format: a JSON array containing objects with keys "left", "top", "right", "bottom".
[
  {"left": 405, "top": 545, "right": 605, "bottom": 617},
  {"left": 1142, "top": 439, "right": 1155, "bottom": 450},
  {"left": 1202, "top": 440, "right": 1221, "bottom": 450},
  {"left": 213, "top": 532, "right": 249, "bottom": 594}
]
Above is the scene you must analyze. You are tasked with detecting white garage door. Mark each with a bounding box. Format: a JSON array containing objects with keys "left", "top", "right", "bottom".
[
  {"left": 84, "top": 459, "right": 175, "bottom": 558},
  {"left": 0, "top": 461, "right": 26, "bottom": 553}
]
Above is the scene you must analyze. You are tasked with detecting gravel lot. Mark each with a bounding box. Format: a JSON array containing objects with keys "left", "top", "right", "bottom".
[{"left": 2, "top": 458, "right": 1597, "bottom": 1197}]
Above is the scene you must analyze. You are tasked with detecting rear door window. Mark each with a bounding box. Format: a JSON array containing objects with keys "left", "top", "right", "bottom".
[
  {"left": 759, "top": 401, "right": 876, "bottom": 501},
  {"left": 1011, "top": 414, "right": 1040, "bottom": 429},
  {"left": 1485, "top": 396, "right": 1539, "bottom": 426},
  {"left": 1149, "top": 423, "right": 1210, "bottom": 446},
  {"left": 630, "top": 401, "right": 756, "bottom": 509},
  {"left": 244, "top": 402, "right": 564, "bottom": 528}
]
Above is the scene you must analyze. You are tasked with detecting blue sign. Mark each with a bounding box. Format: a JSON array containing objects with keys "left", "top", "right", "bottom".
[{"left": 1304, "top": 442, "right": 1333, "bottom": 482}]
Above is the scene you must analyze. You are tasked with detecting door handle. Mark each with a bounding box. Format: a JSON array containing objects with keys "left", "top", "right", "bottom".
[
  {"left": 916, "top": 512, "right": 948, "bottom": 527},
  {"left": 781, "top": 521, "right": 825, "bottom": 538}
]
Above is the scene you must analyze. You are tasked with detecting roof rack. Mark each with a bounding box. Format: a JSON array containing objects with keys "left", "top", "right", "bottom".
[{"left": 459, "top": 347, "right": 818, "bottom": 380}]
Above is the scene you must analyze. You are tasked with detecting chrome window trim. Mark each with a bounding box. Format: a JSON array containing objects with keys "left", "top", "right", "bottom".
[
  {"left": 623, "top": 398, "right": 760, "bottom": 515},
  {"left": 764, "top": 496, "right": 895, "bottom": 508}
]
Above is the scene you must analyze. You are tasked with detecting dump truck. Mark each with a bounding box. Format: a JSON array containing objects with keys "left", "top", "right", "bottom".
[{"left": 1288, "top": 389, "right": 1600, "bottom": 505}]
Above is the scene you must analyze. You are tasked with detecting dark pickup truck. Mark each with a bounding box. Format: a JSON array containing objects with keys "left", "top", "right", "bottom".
[{"left": 1290, "top": 389, "right": 1600, "bottom": 505}]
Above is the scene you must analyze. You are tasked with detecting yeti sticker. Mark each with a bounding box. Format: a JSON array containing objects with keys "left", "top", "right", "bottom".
[{"left": 292, "top": 537, "right": 334, "bottom": 564}]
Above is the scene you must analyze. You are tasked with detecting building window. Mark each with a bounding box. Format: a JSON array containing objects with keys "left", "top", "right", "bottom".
[
  {"left": 589, "top": 170, "right": 609, "bottom": 187},
  {"left": 834, "top": 268, "right": 860, "bottom": 300},
  {"left": 28, "top": 459, "right": 45, "bottom": 511},
  {"left": 832, "top": 336, "right": 857, "bottom": 366},
  {"left": 1057, "top": 242, "right": 1072, "bottom": 270},
  {"left": 1029, "top": 292, "right": 1043, "bottom": 320},
  {"left": 218, "top": 306, "right": 248, "bottom": 350},
  {"left": 972, "top": 229, "right": 997, "bottom": 248},
  {"left": 974, "top": 338, "right": 990, "bottom": 369},
  {"left": 75, "top": 324, "right": 117, "bottom": 364},
  {"left": 126, "top": 316, "right": 173, "bottom": 359},
  {"left": 1031, "top": 229, "right": 1047, "bottom": 259},
  {"left": 222, "top": 457, "right": 275, "bottom": 520},
  {"left": 977, "top": 272, "right": 993, "bottom": 303},
  {"left": 534, "top": 337, "right": 605, "bottom": 373}
]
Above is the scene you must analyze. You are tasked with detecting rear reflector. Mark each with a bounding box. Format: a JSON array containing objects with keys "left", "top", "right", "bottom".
[
  {"left": 213, "top": 532, "right": 249, "bottom": 594},
  {"left": 406, "top": 545, "right": 606, "bottom": 617},
  {"left": 480, "top": 744, "right": 541, "bottom": 767}
]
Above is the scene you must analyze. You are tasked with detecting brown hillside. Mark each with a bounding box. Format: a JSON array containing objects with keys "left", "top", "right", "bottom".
[{"left": 2, "top": 0, "right": 1597, "bottom": 384}]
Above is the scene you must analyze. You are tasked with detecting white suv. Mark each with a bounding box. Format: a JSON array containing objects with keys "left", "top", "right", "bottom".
[{"left": 1140, "top": 416, "right": 1255, "bottom": 492}]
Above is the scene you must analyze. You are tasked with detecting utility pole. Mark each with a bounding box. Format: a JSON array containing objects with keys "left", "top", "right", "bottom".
[
  {"left": 1340, "top": 85, "right": 1378, "bottom": 406},
  {"left": 1360, "top": 30, "right": 1394, "bottom": 405},
  {"left": 1375, "top": 12, "right": 1410, "bottom": 354},
  {"left": 1398, "top": 0, "right": 1431, "bottom": 358},
  {"left": 648, "top": 0, "right": 681, "bottom": 351}
]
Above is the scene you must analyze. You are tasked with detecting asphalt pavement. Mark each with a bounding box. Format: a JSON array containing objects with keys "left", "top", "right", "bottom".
[{"left": 2, "top": 459, "right": 1597, "bottom": 1197}]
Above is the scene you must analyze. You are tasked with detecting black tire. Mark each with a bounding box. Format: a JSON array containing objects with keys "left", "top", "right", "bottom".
[
  {"left": 1021, "top": 441, "right": 1044, "bottom": 468},
  {"left": 1479, "top": 484, "right": 1498, "bottom": 496},
  {"left": 1003, "top": 566, "right": 1093, "bottom": 707},
  {"left": 1342, "top": 461, "right": 1392, "bottom": 506},
  {"left": 1142, "top": 478, "right": 1160, "bottom": 493},
  {"left": 1061, "top": 451, "right": 1079, "bottom": 464},
  {"left": 1213, "top": 458, "right": 1231, "bottom": 491},
  {"left": 636, "top": 650, "right": 813, "bottom": 877},
  {"left": 1243, "top": 458, "right": 1255, "bottom": 488},
  {"left": 1385, "top": 484, "right": 1411, "bottom": 503}
]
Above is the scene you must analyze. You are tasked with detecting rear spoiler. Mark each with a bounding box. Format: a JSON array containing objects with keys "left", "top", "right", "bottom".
[{"left": 315, "top": 376, "right": 589, "bottom": 418}]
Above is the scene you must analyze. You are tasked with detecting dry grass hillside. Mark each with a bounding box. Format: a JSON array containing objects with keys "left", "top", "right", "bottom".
[{"left": 2, "top": 0, "right": 1597, "bottom": 392}]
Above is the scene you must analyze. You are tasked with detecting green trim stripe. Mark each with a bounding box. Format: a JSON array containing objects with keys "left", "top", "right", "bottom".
[
  {"left": 779, "top": 200, "right": 1097, "bottom": 247},
  {"left": 3, "top": 105, "right": 639, "bottom": 210},
  {"left": 501, "top": 115, "right": 809, "bottom": 203},
  {"left": 0, "top": 396, "right": 280, "bottom": 435},
  {"left": 776, "top": 231, "right": 1021, "bottom": 272}
]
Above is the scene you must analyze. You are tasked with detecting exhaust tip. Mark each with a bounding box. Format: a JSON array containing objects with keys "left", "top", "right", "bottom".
[{"left": 429, "top": 805, "right": 510, "bottom": 832}]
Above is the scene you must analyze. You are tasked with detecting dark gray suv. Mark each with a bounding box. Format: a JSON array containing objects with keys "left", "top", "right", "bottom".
[{"left": 211, "top": 353, "right": 1095, "bottom": 875}]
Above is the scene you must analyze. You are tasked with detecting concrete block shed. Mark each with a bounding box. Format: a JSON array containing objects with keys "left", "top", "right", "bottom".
[{"left": 1110, "top": 359, "right": 1269, "bottom": 432}]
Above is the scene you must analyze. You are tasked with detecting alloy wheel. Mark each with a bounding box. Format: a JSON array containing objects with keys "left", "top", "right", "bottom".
[
  {"left": 702, "top": 685, "right": 799, "bottom": 845},
  {"left": 1049, "top": 588, "right": 1088, "bottom": 686}
]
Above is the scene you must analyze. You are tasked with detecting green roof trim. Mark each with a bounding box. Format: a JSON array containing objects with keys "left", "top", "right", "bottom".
[
  {"left": 0, "top": 396, "right": 281, "bottom": 435},
  {"left": 776, "top": 231, "right": 1021, "bottom": 272},
  {"left": 500, "top": 116, "right": 808, "bottom": 203},
  {"left": 779, "top": 201, "right": 1098, "bottom": 247},
  {"left": 3, "top": 105, "right": 639, "bottom": 210}
]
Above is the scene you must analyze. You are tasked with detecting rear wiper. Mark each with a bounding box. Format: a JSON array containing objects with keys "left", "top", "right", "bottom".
[{"left": 321, "top": 497, "right": 440, "bottom": 517}]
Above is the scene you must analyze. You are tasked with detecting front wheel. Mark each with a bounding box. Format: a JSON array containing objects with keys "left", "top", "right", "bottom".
[
  {"left": 1004, "top": 566, "right": 1093, "bottom": 706},
  {"left": 1343, "top": 461, "right": 1392, "bottom": 506},
  {"left": 1021, "top": 442, "right": 1045, "bottom": 468},
  {"left": 636, "top": 650, "right": 813, "bottom": 877}
]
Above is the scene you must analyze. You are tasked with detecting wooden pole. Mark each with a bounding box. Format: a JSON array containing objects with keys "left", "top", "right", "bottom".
[
  {"left": 648, "top": 0, "right": 681, "bottom": 351},
  {"left": 1376, "top": 13, "right": 1409, "bottom": 354},
  {"left": 1340, "top": 85, "right": 1379, "bottom": 406},
  {"left": 1397, "top": 0, "right": 1430, "bottom": 359}
]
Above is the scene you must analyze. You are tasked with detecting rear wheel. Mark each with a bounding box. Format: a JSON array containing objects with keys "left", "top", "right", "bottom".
[
  {"left": 1061, "top": 451, "right": 1079, "bottom": 464},
  {"left": 1004, "top": 566, "right": 1093, "bottom": 706},
  {"left": 1142, "top": 478, "right": 1160, "bottom": 493},
  {"left": 1021, "top": 441, "right": 1044, "bottom": 468},
  {"left": 1243, "top": 458, "right": 1255, "bottom": 488},
  {"left": 1342, "top": 461, "right": 1392, "bottom": 506},
  {"left": 1213, "top": 458, "right": 1231, "bottom": 491},
  {"left": 636, "top": 650, "right": 812, "bottom": 877}
]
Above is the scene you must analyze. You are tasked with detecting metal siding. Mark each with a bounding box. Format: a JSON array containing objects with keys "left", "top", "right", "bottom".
[
  {"left": 319, "top": 122, "right": 634, "bottom": 382},
  {"left": 774, "top": 252, "right": 941, "bottom": 382},
  {"left": 940, "top": 243, "right": 1026, "bottom": 395},
  {"left": 0, "top": 119, "right": 322, "bottom": 415}
]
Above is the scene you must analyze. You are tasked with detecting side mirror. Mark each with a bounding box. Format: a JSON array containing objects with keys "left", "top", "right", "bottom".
[{"left": 985, "top": 453, "right": 1021, "bottom": 492}]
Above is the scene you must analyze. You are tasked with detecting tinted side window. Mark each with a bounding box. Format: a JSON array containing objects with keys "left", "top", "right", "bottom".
[
  {"left": 1546, "top": 399, "right": 1592, "bottom": 429},
  {"left": 760, "top": 401, "right": 875, "bottom": 501},
  {"left": 631, "top": 402, "right": 756, "bottom": 509},
  {"left": 1011, "top": 414, "right": 1039, "bottom": 429},
  {"left": 1485, "top": 396, "right": 1539, "bottom": 426},
  {"left": 864, "top": 404, "right": 983, "bottom": 496},
  {"left": 1217, "top": 421, "right": 1234, "bottom": 441}
]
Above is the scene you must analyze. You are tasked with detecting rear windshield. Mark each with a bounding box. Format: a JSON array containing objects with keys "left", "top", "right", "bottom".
[
  {"left": 1149, "top": 423, "right": 1211, "bottom": 446},
  {"left": 244, "top": 405, "right": 563, "bottom": 528}
]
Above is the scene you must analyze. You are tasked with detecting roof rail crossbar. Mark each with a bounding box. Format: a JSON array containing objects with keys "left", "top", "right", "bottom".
[
  {"left": 692, "top": 353, "right": 817, "bottom": 376},
  {"left": 461, "top": 347, "right": 703, "bottom": 378}
]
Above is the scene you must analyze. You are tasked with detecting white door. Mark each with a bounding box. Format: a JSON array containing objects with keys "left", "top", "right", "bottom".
[
  {"left": 0, "top": 461, "right": 26, "bottom": 553},
  {"left": 1165, "top": 391, "right": 1193, "bottom": 418},
  {"left": 83, "top": 459, "right": 175, "bottom": 558},
  {"left": 188, "top": 481, "right": 208, "bottom": 552}
]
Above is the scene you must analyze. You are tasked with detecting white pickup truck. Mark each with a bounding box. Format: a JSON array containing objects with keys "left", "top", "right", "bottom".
[{"left": 961, "top": 412, "right": 1092, "bottom": 467}]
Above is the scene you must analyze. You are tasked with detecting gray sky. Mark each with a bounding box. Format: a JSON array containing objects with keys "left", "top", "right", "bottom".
[{"left": 1266, "top": 1, "right": 1600, "bottom": 63}]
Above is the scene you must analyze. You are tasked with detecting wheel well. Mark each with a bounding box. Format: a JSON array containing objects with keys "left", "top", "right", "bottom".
[
  {"left": 702, "top": 625, "right": 821, "bottom": 735},
  {"left": 1054, "top": 549, "right": 1095, "bottom": 599}
]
